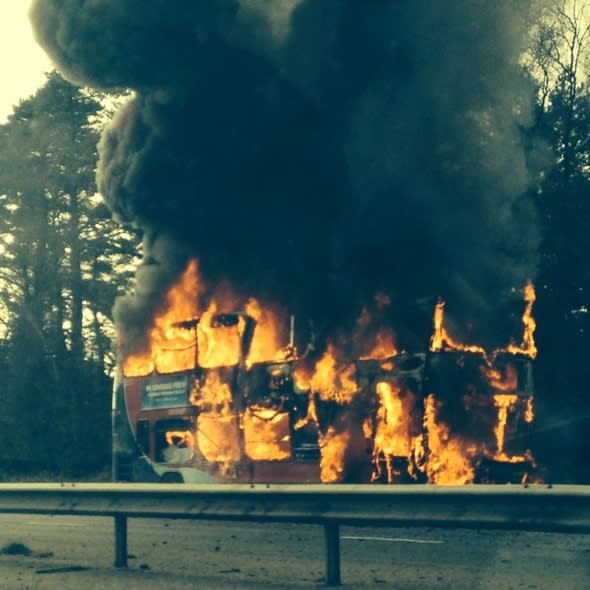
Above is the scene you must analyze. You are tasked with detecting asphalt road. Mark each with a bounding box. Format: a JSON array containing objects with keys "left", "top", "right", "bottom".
[{"left": 0, "top": 514, "right": 588, "bottom": 589}]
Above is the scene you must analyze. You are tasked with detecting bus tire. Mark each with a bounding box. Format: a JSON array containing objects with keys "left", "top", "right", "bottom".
[{"left": 160, "top": 471, "right": 184, "bottom": 483}]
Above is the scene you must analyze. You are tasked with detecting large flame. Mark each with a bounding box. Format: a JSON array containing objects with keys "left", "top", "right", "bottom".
[
  {"left": 428, "top": 284, "right": 537, "bottom": 474},
  {"left": 429, "top": 299, "right": 487, "bottom": 355},
  {"left": 192, "top": 369, "right": 241, "bottom": 474},
  {"left": 430, "top": 281, "right": 538, "bottom": 362},
  {"left": 500, "top": 281, "right": 537, "bottom": 359},
  {"left": 492, "top": 394, "right": 524, "bottom": 463},
  {"left": 309, "top": 344, "right": 358, "bottom": 404},
  {"left": 489, "top": 394, "right": 535, "bottom": 465},
  {"left": 197, "top": 302, "right": 243, "bottom": 368},
  {"left": 423, "top": 394, "right": 476, "bottom": 484},
  {"left": 319, "top": 425, "right": 351, "bottom": 483},
  {"left": 243, "top": 406, "right": 292, "bottom": 461},
  {"left": 123, "top": 260, "right": 291, "bottom": 376},
  {"left": 371, "top": 381, "right": 421, "bottom": 483},
  {"left": 123, "top": 260, "right": 202, "bottom": 376},
  {"left": 244, "top": 298, "right": 289, "bottom": 366}
]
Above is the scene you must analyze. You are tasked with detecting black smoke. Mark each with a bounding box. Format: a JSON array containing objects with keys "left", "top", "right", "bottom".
[{"left": 30, "top": 0, "right": 545, "bottom": 355}]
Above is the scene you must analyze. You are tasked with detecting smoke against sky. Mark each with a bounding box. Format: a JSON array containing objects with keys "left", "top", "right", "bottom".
[{"left": 30, "top": 0, "right": 546, "bottom": 354}]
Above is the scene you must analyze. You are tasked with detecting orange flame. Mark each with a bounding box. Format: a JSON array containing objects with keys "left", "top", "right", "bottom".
[
  {"left": 486, "top": 363, "right": 518, "bottom": 392},
  {"left": 429, "top": 299, "right": 487, "bottom": 355},
  {"left": 165, "top": 430, "right": 194, "bottom": 447},
  {"left": 243, "top": 406, "right": 292, "bottom": 461},
  {"left": 354, "top": 294, "right": 398, "bottom": 360},
  {"left": 244, "top": 298, "right": 289, "bottom": 365},
  {"left": 293, "top": 394, "right": 318, "bottom": 431},
  {"left": 197, "top": 302, "right": 243, "bottom": 368},
  {"left": 191, "top": 370, "right": 241, "bottom": 473},
  {"left": 361, "top": 329, "right": 398, "bottom": 360},
  {"left": 319, "top": 425, "right": 350, "bottom": 483},
  {"left": 162, "top": 430, "right": 195, "bottom": 463},
  {"left": 525, "top": 397, "right": 534, "bottom": 423},
  {"left": 371, "top": 381, "right": 420, "bottom": 482},
  {"left": 292, "top": 365, "right": 312, "bottom": 394},
  {"left": 499, "top": 281, "right": 537, "bottom": 359},
  {"left": 122, "top": 261, "right": 297, "bottom": 377},
  {"left": 123, "top": 260, "right": 202, "bottom": 376},
  {"left": 491, "top": 394, "right": 532, "bottom": 463},
  {"left": 309, "top": 344, "right": 358, "bottom": 404},
  {"left": 293, "top": 348, "right": 360, "bottom": 482},
  {"left": 423, "top": 394, "right": 476, "bottom": 484},
  {"left": 430, "top": 282, "right": 538, "bottom": 362}
]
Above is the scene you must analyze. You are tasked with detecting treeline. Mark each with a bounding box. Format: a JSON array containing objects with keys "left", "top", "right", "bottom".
[
  {"left": 0, "top": 72, "right": 138, "bottom": 477},
  {"left": 525, "top": 1, "right": 590, "bottom": 482},
  {"left": 1, "top": 1, "right": 590, "bottom": 481}
]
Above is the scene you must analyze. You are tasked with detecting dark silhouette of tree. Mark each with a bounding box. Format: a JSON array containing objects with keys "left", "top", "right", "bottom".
[
  {"left": 0, "top": 72, "right": 138, "bottom": 477},
  {"left": 525, "top": 0, "right": 590, "bottom": 482}
]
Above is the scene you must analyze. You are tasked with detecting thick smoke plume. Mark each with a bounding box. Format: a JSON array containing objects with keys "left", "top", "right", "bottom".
[{"left": 31, "top": 0, "right": 545, "bottom": 355}]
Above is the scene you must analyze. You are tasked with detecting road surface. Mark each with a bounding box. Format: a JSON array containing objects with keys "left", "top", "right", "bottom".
[{"left": 0, "top": 514, "right": 588, "bottom": 589}]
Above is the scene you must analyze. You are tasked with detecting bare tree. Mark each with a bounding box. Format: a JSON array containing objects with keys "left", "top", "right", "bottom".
[{"left": 526, "top": 0, "right": 590, "bottom": 183}]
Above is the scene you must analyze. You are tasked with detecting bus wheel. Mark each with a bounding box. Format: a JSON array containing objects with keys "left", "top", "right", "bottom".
[{"left": 160, "top": 471, "right": 183, "bottom": 483}]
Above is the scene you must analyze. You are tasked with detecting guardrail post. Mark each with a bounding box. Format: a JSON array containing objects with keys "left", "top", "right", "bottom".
[
  {"left": 114, "top": 515, "right": 128, "bottom": 568},
  {"left": 324, "top": 523, "right": 341, "bottom": 586}
]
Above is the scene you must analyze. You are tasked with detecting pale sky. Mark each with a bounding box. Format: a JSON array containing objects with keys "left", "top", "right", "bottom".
[{"left": 0, "top": 1, "right": 53, "bottom": 122}]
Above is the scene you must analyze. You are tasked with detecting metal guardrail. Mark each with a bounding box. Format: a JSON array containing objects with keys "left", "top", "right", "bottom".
[{"left": 0, "top": 483, "right": 589, "bottom": 586}]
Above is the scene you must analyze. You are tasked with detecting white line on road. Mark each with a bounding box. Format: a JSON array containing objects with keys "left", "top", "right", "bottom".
[
  {"left": 25, "top": 521, "right": 84, "bottom": 527},
  {"left": 342, "top": 535, "right": 445, "bottom": 544}
]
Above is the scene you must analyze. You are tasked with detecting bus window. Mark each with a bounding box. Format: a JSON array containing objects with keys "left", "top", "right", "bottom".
[{"left": 155, "top": 418, "right": 195, "bottom": 464}]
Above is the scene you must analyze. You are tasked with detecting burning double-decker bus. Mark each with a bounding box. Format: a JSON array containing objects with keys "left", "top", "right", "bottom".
[
  {"left": 27, "top": 0, "right": 545, "bottom": 485},
  {"left": 112, "top": 261, "right": 540, "bottom": 485}
]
